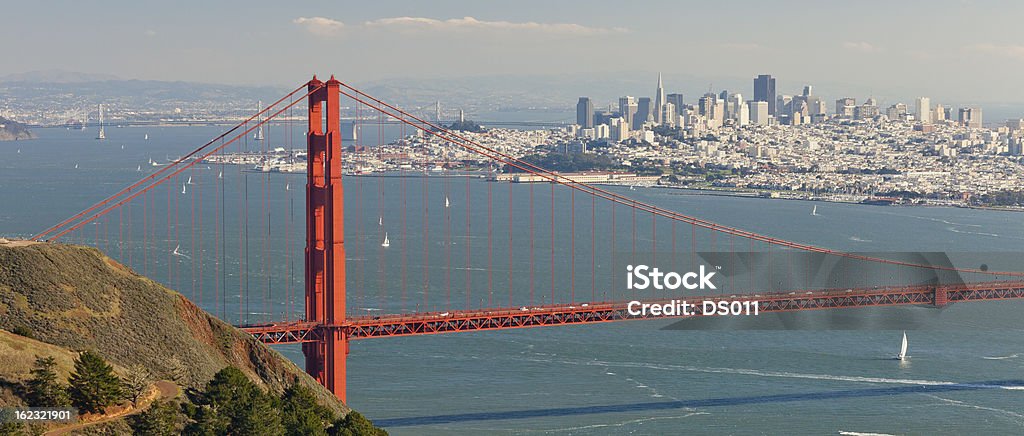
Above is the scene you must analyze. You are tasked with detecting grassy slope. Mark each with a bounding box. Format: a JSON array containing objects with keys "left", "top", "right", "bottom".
[{"left": 0, "top": 242, "right": 347, "bottom": 416}]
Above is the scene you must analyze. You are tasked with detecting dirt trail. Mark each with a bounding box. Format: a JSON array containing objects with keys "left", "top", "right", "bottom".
[{"left": 44, "top": 380, "right": 178, "bottom": 436}]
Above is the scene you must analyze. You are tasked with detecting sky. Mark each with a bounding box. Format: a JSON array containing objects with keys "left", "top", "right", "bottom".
[{"left": 3, "top": 0, "right": 1024, "bottom": 104}]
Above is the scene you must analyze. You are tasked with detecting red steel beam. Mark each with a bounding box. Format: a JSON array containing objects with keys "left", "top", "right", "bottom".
[{"left": 242, "top": 281, "right": 1024, "bottom": 344}]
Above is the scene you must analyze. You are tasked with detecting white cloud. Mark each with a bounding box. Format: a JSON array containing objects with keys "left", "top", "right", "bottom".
[
  {"left": 144, "top": 29, "right": 156, "bottom": 37},
  {"left": 293, "top": 16, "right": 345, "bottom": 36},
  {"left": 842, "top": 41, "right": 880, "bottom": 53},
  {"left": 362, "top": 16, "right": 627, "bottom": 35},
  {"left": 964, "top": 43, "right": 1024, "bottom": 59}
]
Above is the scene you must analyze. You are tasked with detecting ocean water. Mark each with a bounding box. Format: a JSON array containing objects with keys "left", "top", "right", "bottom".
[{"left": 2, "top": 126, "right": 1024, "bottom": 435}]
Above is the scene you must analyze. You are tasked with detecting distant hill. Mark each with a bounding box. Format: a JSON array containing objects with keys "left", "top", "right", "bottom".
[
  {"left": 0, "top": 241, "right": 350, "bottom": 418},
  {"left": 0, "top": 117, "right": 33, "bottom": 141},
  {"left": 0, "top": 70, "right": 121, "bottom": 84}
]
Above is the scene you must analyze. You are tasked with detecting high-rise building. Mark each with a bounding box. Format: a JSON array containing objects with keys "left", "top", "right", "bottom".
[
  {"left": 576, "top": 97, "right": 594, "bottom": 129},
  {"left": 887, "top": 103, "right": 909, "bottom": 121},
  {"left": 666, "top": 93, "right": 685, "bottom": 115},
  {"left": 915, "top": 97, "right": 931, "bottom": 124},
  {"left": 618, "top": 96, "right": 637, "bottom": 128},
  {"left": 609, "top": 117, "right": 629, "bottom": 141},
  {"left": 727, "top": 93, "right": 744, "bottom": 120},
  {"left": 737, "top": 102, "right": 750, "bottom": 126},
  {"left": 934, "top": 104, "right": 947, "bottom": 122},
  {"left": 636, "top": 98, "right": 653, "bottom": 130},
  {"left": 662, "top": 103, "right": 676, "bottom": 127},
  {"left": 802, "top": 85, "right": 812, "bottom": 97},
  {"left": 753, "top": 74, "right": 777, "bottom": 116},
  {"left": 654, "top": 73, "right": 665, "bottom": 124},
  {"left": 749, "top": 101, "right": 769, "bottom": 125},
  {"left": 835, "top": 98, "right": 856, "bottom": 117},
  {"left": 776, "top": 95, "right": 792, "bottom": 122},
  {"left": 959, "top": 107, "right": 983, "bottom": 128},
  {"left": 698, "top": 95, "right": 716, "bottom": 118},
  {"left": 854, "top": 104, "right": 880, "bottom": 120}
]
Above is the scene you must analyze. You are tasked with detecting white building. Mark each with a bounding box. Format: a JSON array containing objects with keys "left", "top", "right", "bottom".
[
  {"left": 916, "top": 97, "right": 931, "bottom": 124},
  {"left": 749, "top": 101, "right": 770, "bottom": 125}
]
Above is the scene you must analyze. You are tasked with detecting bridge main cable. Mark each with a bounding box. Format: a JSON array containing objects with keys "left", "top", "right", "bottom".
[
  {"left": 31, "top": 83, "right": 311, "bottom": 242},
  {"left": 38, "top": 84, "right": 324, "bottom": 242}
]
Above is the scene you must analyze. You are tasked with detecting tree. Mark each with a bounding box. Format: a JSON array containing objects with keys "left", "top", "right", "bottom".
[
  {"left": 331, "top": 411, "right": 388, "bottom": 436},
  {"left": 235, "top": 392, "right": 284, "bottom": 436},
  {"left": 124, "top": 364, "right": 153, "bottom": 406},
  {"left": 198, "top": 367, "right": 283, "bottom": 435},
  {"left": 132, "top": 400, "right": 180, "bottom": 436},
  {"left": 26, "top": 356, "right": 71, "bottom": 407},
  {"left": 68, "top": 351, "right": 124, "bottom": 414},
  {"left": 182, "top": 405, "right": 228, "bottom": 436},
  {"left": 282, "top": 384, "right": 334, "bottom": 436},
  {"left": 165, "top": 355, "right": 187, "bottom": 385}
]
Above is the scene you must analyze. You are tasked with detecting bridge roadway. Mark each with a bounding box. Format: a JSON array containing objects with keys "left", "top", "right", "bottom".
[{"left": 240, "top": 280, "right": 1024, "bottom": 344}]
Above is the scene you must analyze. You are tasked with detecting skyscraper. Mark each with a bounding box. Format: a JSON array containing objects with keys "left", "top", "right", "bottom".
[
  {"left": 915, "top": 97, "right": 931, "bottom": 124},
  {"left": 727, "top": 93, "right": 744, "bottom": 120},
  {"left": 835, "top": 98, "right": 856, "bottom": 117},
  {"left": 749, "top": 101, "right": 769, "bottom": 125},
  {"left": 666, "top": 93, "right": 685, "bottom": 115},
  {"left": 618, "top": 96, "right": 637, "bottom": 128},
  {"left": 576, "top": 97, "right": 594, "bottom": 129},
  {"left": 636, "top": 97, "right": 653, "bottom": 130},
  {"left": 753, "top": 74, "right": 777, "bottom": 116},
  {"left": 662, "top": 103, "right": 676, "bottom": 127},
  {"left": 653, "top": 73, "right": 665, "bottom": 124},
  {"left": 959, "top": 107, "right": 983, "bottom": 128}
]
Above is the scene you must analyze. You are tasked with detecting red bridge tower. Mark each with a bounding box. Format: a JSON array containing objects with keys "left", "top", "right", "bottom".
[{"left": 303, "top": 76, "right": 348, "bottom": 401}]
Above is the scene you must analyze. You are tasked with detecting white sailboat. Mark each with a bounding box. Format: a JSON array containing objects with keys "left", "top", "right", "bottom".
[
  {"left": 74, "top": 163, "right": 79, "bottom": 169},
  {"left": 381, "top": 232, "right": 390, "bottom": 248},
  {"left": 378, "top": 216, "right": 383, "bottom": 226},
  {"left": 181, "top": 183, "right": 187, "bottom": 194},
  {"left": 172, "top": 244, "right": 190, "bottom": 259},
  {"left": 137, "top": 165, "right": 142, "bottom": 171},
  {"left": 285, "top": 182, "right": 290, "bottom": 191},
  {"left": 812, "top": 205, "right": 818, "bottom": 216},
  {"left": 218, "top": 171, "right": 223, "bottom": 179},
  {"left": 896, "top": 331, "right": 908, "bottom": 360},
  {"left": 445, "top": 196, "right": 450, "bottom": 208},
  {"left": 144, "top": 133, "right": 149, "bottom": 140},
  {"left": 187, "top": 176, "right": 194, "bottom": 185}
]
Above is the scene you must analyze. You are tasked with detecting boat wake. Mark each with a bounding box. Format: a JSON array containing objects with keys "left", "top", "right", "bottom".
[
  {"left": 522, "top": 357, "right": 1024, "bottom": 390},
  {"left": 946, "top": 226, "right": 1004, "bottom": 238},
  {"left": 982, "top": 353, "right": 1020, "bottom": 360},
  {"left": 530, "top": 412, "right": 709, "bottom": 433},
  {"left": 922, "top": 394, "right": 1024, "bottom": 423}
]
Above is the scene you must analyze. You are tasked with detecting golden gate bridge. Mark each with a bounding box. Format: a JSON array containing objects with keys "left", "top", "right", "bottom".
[{"left": 30, "top": 76, "right": 1024, "bottom": 403}]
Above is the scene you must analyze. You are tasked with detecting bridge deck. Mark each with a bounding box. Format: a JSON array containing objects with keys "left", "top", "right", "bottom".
[{"left": 241, "top": 281, "right": 1024, "bottom": 344}]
